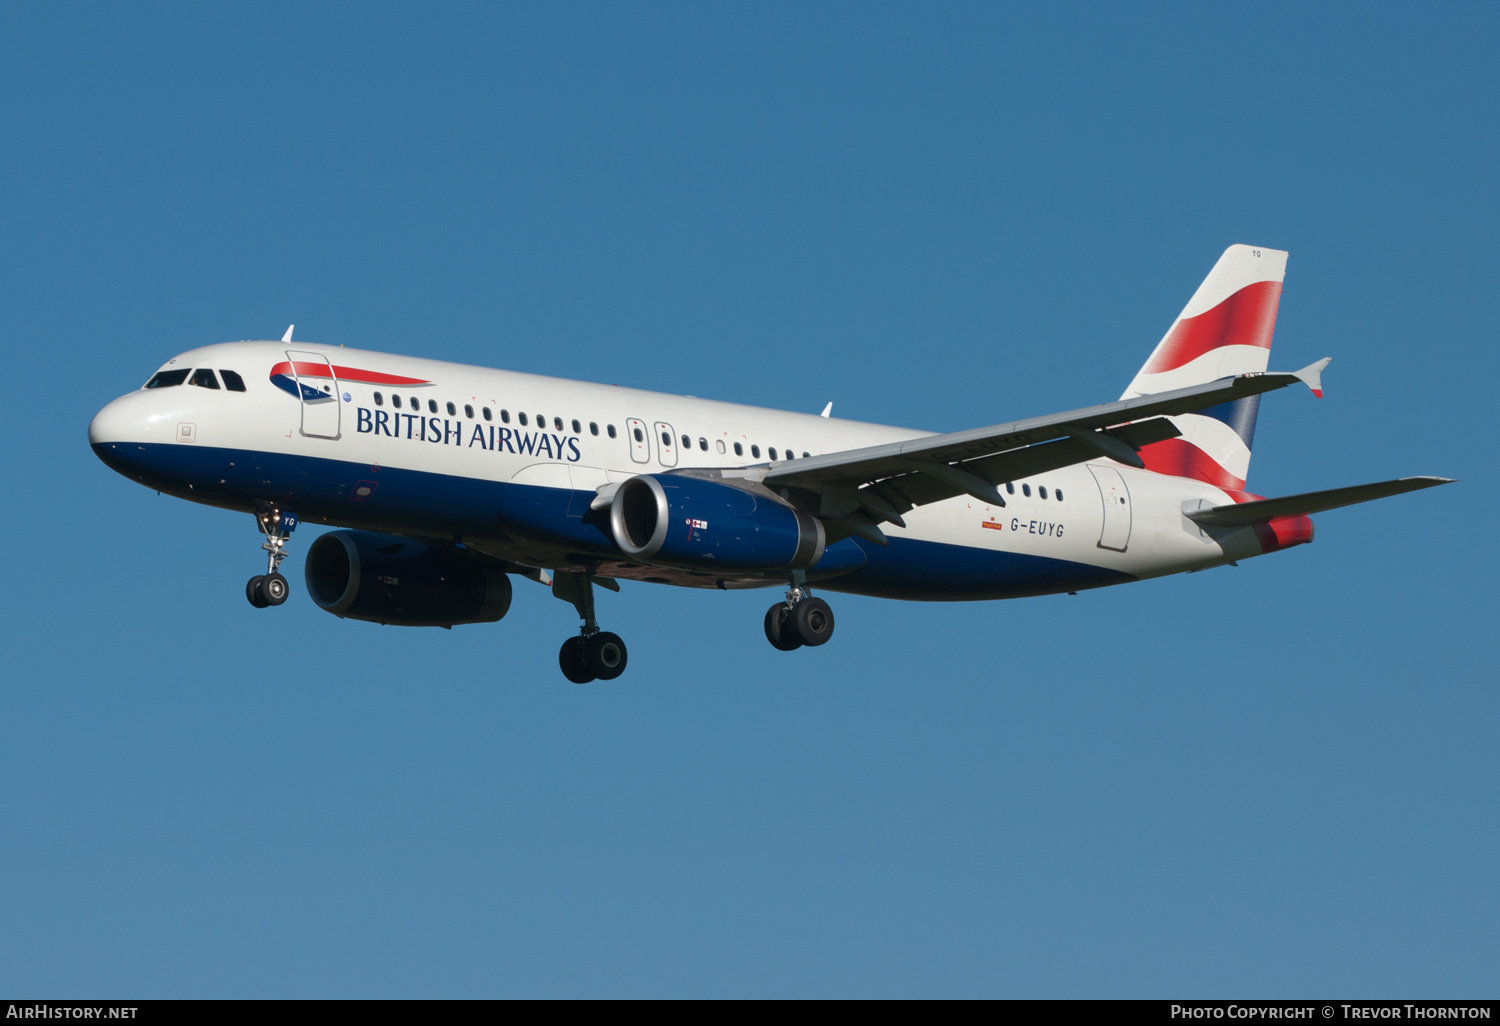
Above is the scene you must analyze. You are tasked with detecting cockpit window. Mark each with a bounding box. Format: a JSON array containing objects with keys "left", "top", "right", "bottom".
[
  {"left": 145, "top": 369, "right": 190, "bottom": 389},
  {"left": 220, "top": 370, "right": 246, "bottom": 392},
  {"left": 189, "top": 368, "right": 220, "bottom": 390}
]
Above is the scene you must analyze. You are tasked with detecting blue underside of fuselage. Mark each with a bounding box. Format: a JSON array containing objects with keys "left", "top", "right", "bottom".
[{"left": 92, "top": 441, "right": 1134, "bottom": 601}]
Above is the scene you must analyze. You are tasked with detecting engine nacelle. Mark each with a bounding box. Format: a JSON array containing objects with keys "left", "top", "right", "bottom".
[
  {"left": 304, "top": 530, "right": 513, "bottom": 627},
  {"left": 609, "top": 474, "right": 826, "bottom": 572}
]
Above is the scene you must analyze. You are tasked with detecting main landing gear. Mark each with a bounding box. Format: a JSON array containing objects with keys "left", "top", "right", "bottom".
[
  {"left": 246, "top": 508, "right": 297, "bottom": 609},
  {"left": 552, "top": 571, "right": 628, "bottom": 683},
  {"left": 764, "top": 572, "right": 835, "bottom": 651}
]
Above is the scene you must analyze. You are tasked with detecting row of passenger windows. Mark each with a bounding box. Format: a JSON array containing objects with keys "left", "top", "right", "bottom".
[
  {"left": 372, "top": 391, "right": 815, "bottom": 461},
  {"left": 145, "top": 368, "right": 247, "bottom": 392},
  {"left": 1005, "top": 481, "right": 1064, "bottom": 502},
  {"left": 373, "top": 391, "right": 619, "bottom": 437}
]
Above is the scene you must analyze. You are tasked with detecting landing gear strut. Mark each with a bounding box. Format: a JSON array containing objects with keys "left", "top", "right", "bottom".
[
  {"left": 245, "top": 508, "right": 297, "bottom": 608},
  {"left": 764, "top": 571, "right": 835, "bottom": 651},
  {"left": 553, "top": 571, "right": 628, "bottom": 683}
]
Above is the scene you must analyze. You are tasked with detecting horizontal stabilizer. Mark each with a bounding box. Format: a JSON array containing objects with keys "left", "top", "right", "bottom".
[{"left": 1185, "top": 476, "right": 1454, "bottom": 527}]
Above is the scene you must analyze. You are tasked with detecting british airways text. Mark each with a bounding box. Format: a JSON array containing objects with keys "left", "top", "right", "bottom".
[{"left": 356, "top": 408, "right": 582, "bottom": 461}]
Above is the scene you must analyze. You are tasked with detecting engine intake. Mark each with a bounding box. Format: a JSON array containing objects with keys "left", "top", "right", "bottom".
[
  {"left": 609, "top": 474, "right": 825, "bottom": 572},
  {"left": 304, "top": 530, "right": 513, "bottom": 627}
]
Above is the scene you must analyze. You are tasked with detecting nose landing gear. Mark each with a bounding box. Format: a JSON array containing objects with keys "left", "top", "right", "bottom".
[
  {"left": 764, "top": 572, "right": 835, "bottom": 651},
  {"left": 245, "top": 508, "right": 297, "bottom": 608},
  {"left": 553, "top": 571, "right": 628, "bottom": 683}
]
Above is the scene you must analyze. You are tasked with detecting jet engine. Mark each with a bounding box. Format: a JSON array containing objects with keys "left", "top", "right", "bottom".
[
  {"left": 609, "top": 474, "right": 825, "bottom": 572},
  {"left": 304, "top": 530, "right": 513, "bottom": 627}
]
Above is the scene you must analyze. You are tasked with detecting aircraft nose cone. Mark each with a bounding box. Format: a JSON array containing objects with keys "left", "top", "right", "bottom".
[{"left": 89, "top": 395, "right": 152, "bottom": 446}]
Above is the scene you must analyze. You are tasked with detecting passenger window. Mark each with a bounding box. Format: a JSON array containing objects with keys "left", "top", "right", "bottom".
[
  {"left": 409, "top": 396, "right": 418, "bottom": 409},
  {"left": 698, "top": 438, "right": 707, "bottom": 451},
  {"left": 633, "top": 427, "right": 644, "bottom": 442},
  {"left": 1005, "top": 482, "right": 1014, "bottom": 494},
  {"left": 393, "top": 394, "right": 403, "bottom": 409},
  {"left": 428, "top": 400, "right": 438, "bottom": 414},
  {"left": 1055, "top": 489, "right": 1064, "bottom": 501},
  {"left": 189, "top": 368, "right": 220, "bottom": 389},
  {"left": 481, "top": 406, "right": 491, "bottom": 421},
  {"left": 554, "top": 417, "right": 563, "bottom": 431},
  {"left": 572, "top": 419, "right": 581, "bottom": 434},
  {"left": 1022, "top": 484, "right": 1031, "bottom": 497},
  {"left": 446, "top": 401, "right": 456, "bottom": 416},
  {"left": 501, "top": 409, "right": 510, "bottom": 423},
  {"left": 716, "top": 439, "right": 726, "bottom": 454},
  {"left": 681, "top": 434, "right": 690, "bottom": 449},
  {"left": 590, "top": 422, "right": 599, "bottom": 436},
  {"left": 733, "top": 442, "right": 743, "bottom": 456},
  {"left": 607, "top": 424, "right": 617, "bottom": 438},
  {"left": 769, "top": 448, "right": 778, "bottom": 461},
  {"left": 145, "top": 369, "right": 190, "bottom": 389},
  {"left": 661, "top": 431, "right": 671, "bottom": 447},
  {"left": 374, "top": 391, "right": 384, "bottom": 406},
  {"left": 1039, "top": 486, "right": 1048, "bottom": 500},
  {"left": 519, "top": 412, "right": 528, "bottom": 426},
  {"left": 802, "top": 452, "right": 810, "bottom": 459},
  {"left": 751, "top": 445, "right": 760, "bottom": 458},
  {"left": 465, "top": 404, "right": 474, "bottom": 419},
  {"left": 536, "top": 414, "right": 544, "bottom": 427},
  {"left": 220, "top": 370, "right": 246, "bottom": 392}
]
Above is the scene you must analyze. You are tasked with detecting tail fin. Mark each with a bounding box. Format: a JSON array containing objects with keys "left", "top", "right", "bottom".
[{"left": 1122, "top": 244, "right": 1288, "bottom": 490}]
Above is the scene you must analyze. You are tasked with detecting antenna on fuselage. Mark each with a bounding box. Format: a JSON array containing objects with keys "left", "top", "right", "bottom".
[
  {"left": 282, "top": 324, "right": 294, "bottom": 343},
  {"left": 820, "top": 402, "right": 833, "bottom": 418}
]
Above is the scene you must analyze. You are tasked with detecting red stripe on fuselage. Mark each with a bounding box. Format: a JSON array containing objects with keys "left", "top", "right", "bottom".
[
  {"left": 1137, "top": 436, "right": 1246, "bottom": 491},
  {"left": 269, "top": 361, "right": 430, "bottom": 386},
  {"left": 1252, "top": 515, "right": 1314, "bottom": 553},
  {"left": 1141, "top": 279, "right": 1283, "bottom": 375}
]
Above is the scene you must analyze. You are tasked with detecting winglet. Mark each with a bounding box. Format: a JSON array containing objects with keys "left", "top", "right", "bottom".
[
  {"left": 1294, "top": 357, "right": 1331, "bottom": 398},
  {"left": 282, "top": 324, "right": 295, "bottom": 343},
  {"left": 820, "top": 402, "right": 833, "bottom": 419}
]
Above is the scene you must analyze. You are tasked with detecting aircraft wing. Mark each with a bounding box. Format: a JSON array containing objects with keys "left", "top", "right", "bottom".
[
  {"left": 1184, "top": 476, "right": 1454, "bottom": 527},
  {"left": 759, "top": 359, "right": 1331, "bottom": 544}
]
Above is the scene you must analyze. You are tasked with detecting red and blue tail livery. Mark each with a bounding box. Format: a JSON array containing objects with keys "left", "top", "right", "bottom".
[{"left": 89, "top": 244, "right": 1452, "bottom": 682}]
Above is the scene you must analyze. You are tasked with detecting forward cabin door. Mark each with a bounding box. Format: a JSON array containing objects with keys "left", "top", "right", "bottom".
[
  {"left": 653, "top": 421, "right": 678, "bottom": 467},
  {"left": 286, "top": 350, "right": 340, "bottom": 439},
  {"left": 1088, "top": 464, "right": 1133, "bottom": 552}
]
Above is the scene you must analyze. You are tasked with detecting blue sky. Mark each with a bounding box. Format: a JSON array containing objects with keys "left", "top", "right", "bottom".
[{"left": 1, "top": 2, "right": 1494, "bottom": 997}]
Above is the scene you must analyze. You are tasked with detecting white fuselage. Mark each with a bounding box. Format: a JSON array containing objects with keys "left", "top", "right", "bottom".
[{"left": 89, "top": 340, "right": 1278, "bottom": 600}]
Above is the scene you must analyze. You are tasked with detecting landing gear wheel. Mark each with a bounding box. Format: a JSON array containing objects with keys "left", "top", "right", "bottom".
[
  {"left": 586, "top": 632, "right": 628, "bottom": 680},
  {"left": 764, "top": 603, "right": 802, "bottom": 651},
  {"left": 262, "top": 572, "right": 289, "bottom": 606},
  {"left": 791, "top": 597, "right": 835, "bottom": 647},
  {"left": 559, "top": 637, "right": 595, "bottom": 684},
  {"left": 246, "top": 575, "right": 270, "bottom": 608}
]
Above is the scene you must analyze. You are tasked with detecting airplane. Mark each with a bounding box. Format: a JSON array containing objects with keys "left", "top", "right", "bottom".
[{"left": 88, "top": 245, "right": 1450, "bottom": 682}]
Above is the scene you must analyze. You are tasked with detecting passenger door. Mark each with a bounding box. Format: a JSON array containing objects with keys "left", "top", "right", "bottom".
[
  {"left": 1088, "top": 464, "right": 1132, "bottom": 551},
  {"left": 286, "top": 350, "right": 340, "bottom": 439}
]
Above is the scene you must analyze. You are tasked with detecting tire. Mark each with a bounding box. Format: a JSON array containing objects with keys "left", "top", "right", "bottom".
[
  {"left": 764, "top": 603, "right": 802, "bottom": 651},
  {"left": 791, "top": 597, "right": 835, "bottom": 647},
  {"left": 262, "top": 572, "right": 290, "bottom": 606},
  {"left": 559, "top": 637, "right": 595, "bottom": 683},
  {"left": 246, "top": 576, "right": 270, "bottom": 608},
  {"left": 586, "top": 632, "right": 629, "bottom": 681}
]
